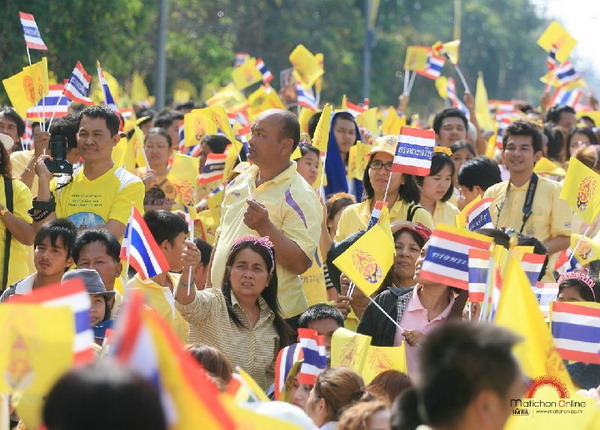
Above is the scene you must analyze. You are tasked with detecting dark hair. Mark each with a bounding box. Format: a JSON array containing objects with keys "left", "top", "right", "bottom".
[
  {"left": 185, "top": 344, "right": 233, "bottom": 383},
  {"left": 50, "top": 114, "right": 79, "bottom": 150},
  {"left": 558, "top": 278, "right": 600, "bottom": 303},
  {"left": 313, "top": 368, "right": 366, "bottom": 421},
  {"left": 194, "top": 238, "right": 212, "bottom": 266},
  {"left": 393, "top": 227, "right": 426, "bottom": 250},
  {"left": 299, "top": 143, "right": 320, "bottom": 158},
  {"left": 43, "top": 362, "right": 166, "bottom": 430},
  {"left": 154, "top": 112, "right": 184, "bottom": 129},
  {"left": 556, "top": 105, "right": 576, "bottom": 122},
  {"left": 35, "top": 218, "right": 77, "bottom": 258},
  {"left": 457, "top": 156, "right": 502, "bottom": 192},
  {"left": 174, "top": 101, "right": 198, "bottom": 111},
  {"left": 580, "top": 115, "right": 596, "bottom": 127},
  {"left": 433, "top": 108, "right": 468, "bottom": 135},
  {"left": 568, "top": 127, "right": 599, "bottom": 158},
  {"left": 366, "top": 370, "right": 412, "bottom": 406},
  {"left": 546, "top": 126, "right": 567, "bottom": 161},
  {"left": 298, "top": 303, "right": 344, "bottom": 329},
  {"left": 396, "top": 322, "right": 521, "bottom": 428},
  {"left": 0, "top": 139, "right": 11, "bottom": 178},
  {"left": 475, "top": 228, "right": 510, "bottom": 250},
  {"left": 450, "top": 140, "right": 476, "bottom": 157},
  {"left": 144, "top": 127, "right": 172, "bottom": 147},
  {"left": 0, "top": 107, "right": 25, "bottom": 137},
  {"left": 326, "top": 193, "right": 355, "bottom": 222},
  {"left": 73, "top": 229, "right": 121, "bottom": 264},
  {"left": 363, "top": 154, "right": 421, "bottom": 203},
  {"left": 144, "top": 210, "right": 188, "bottom": 246},
  {"left": 334, "top": 112, "right": 356, "bottom": 127},
  {"left": 516, "top": 234, "right": 548, "bottom": 282},
  {"left": 222, "top": 240, "right": 291, "bottom": 347},
  {"left": 416, "top": 153, "right": 455, "bottom": 202},
  {"left": 338, "top": 400, "right": 388, "bottom": 430},
  {"left": 546, "top": 105, "right": 560, "bottom": 124},
  {"left": 502, "top": 120, "right": 543, "bottom": 153},
  {"left": 308, "top": 112, "right": 323, "bottom": 139},
  {"left": 200, "top": 134, "right": 230, "bottom": 154},
  {"left": 78, "top": 105, "right": 121, "bottom": 137},
  {"left": 278, "top": 110, "right": 301, "bottom": 151}
]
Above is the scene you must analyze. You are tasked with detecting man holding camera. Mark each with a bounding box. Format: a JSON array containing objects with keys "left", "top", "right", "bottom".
[{"left": 33, "top": 106, "right": 144, "bottom": 239}]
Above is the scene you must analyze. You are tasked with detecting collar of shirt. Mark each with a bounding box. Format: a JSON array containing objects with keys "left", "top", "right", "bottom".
[
  {"left": 405, "top": 286, "right": 455, "bottom": 321},
  {"left": 230, "top": 289, "right": 274, "bottom": 328},
  {"left": 246, "top": 162, "right": 298, "bottom": 192},
  {"left": 14, "top": 273, "right": 37, "bottom": 295},
  {"left": 508, "top": 177, "right": 532, "bottom": 192}
]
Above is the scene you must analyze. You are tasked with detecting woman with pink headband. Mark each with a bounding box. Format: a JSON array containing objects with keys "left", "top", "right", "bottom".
[{"left": 557, "top": 271, "right": 600, "bottom": 303}]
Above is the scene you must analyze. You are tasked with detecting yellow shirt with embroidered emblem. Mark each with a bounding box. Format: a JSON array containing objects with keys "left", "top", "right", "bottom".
[
  {"left": 175, "top": 287, "right": 279, "bottom": 390},
  {"left": 128, "top": 272, "right": 189, "bottom": 342},
  {"left": 432, "top": 201, "right": 459, "bottom": 227},
  {"left": 52, "top": 164, "right": 145, "bottom": 229},
  {"left": 334, "top": 199, "right": 434, "bottom": 242},
  {"left": 484, "top": 176, "right": 571, "bottom": 242},
  {"left": 210, "top": 162, "right": 323, "bottom": 319}
]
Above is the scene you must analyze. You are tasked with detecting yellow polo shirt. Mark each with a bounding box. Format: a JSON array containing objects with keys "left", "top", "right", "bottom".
[
  {"left": 210, "top": 162, "right": 323, "bottom": 319},
  {"left": 484, "top": 176, "right": 571, "bottom": 242},
  {"left": 52, "top": 164, "right": 145, "bottom": 229},
  {"left": 432, "top": 201, "right": 459, "bottom": 227},
  {"left": 334, "top": 199, "right": 434, "bottom": 242},
  {"left": 128, "top": 272, "right": 189, "bottom": 342}
]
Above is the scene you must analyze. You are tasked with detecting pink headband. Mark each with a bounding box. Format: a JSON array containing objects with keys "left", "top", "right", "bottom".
[
  {"left": 230, "top": 235, "right": 276, "bottom": 274},
  {"left": 558, "top": 271, "right": 596, "bottom": 300}
]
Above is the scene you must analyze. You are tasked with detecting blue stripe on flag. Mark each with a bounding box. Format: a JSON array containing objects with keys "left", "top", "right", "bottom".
[
  {"left": 302, "top": 348, "right": 327, "bottom": 368},
  {"left": 468, "top": 267, "right": 488, "bottom": 284},
  {"left": 74, "top": 309, "right": 90, "bottom": 333},
  {"left": 552, "top": 322, "right": 600, "bottom": 344},
  {"left": 23, "top": 26, "right": 40, "bottom": 37},
  {"left": 395, "top": 143, "right": 433, "bottom": 161},
  {"left": 284, "top": 343, "right": 298, "bottom": 376},
  {"left": 468, "top": 210, "right": 492, "bottom": 231},
  {"left": 427, "top": 245, "right": 468, "bottom": 272},
  {"left": 525, "top": 271, "right": 540, "bottom": 286},
  {"left": 130, "top": 226, "right": 161, "bottom": 277}
]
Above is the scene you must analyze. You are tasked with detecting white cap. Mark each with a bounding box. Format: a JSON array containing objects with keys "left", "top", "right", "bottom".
[{"left": 0, "top": 133, "right": 14, "bottom": 151}]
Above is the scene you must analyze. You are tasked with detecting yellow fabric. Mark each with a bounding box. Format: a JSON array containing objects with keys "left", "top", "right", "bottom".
[
  {"left": 52, "top": 164, "right": 145, "bottom": 229},
  {"left": 197, "top": 207, "right": 221, "bottom": 245},
  {"left": 112, "top": 136, "right": 136, "bottom": 173},
  {"left": 211, "top": 163, "right": 322, "bottom": 318},
  {"left": 356, "top": 108, "right": 379, "bottom": 136},
  {"left": 537, "top": 20, "right": 577, "bottom": 63},
  {"left": 300, "top": 247, "right": 328, "bottom": 306},
  {"left": 475, "top": 73, "right": 495, "bottom": 131},
  {"left": 175, "top": 288, "right": 278, "bottom": 390},
  {"left": 137, "top": 167, "right": 178, "bottom": 211},
  {"left": 362, "top": 343, "right": 408, "bottom": 384},
  {"left": 0, "top": 179, "right": 33, "bottom": 286},
  {"left": 331, "top": 327, "right": 371, "bottom": 373},
  {"left": 334, "top": 199, "right": 434, "bottom": 242},
  {"left": 128, "top": 272, "right": 189, "bottom": 342},
  {"left": 560, "top": 157, "right": 600, "bottom": 225},
  {"left": 289, "top": 44, "right": 323, "bottom": 89},
  {"left": 10, "top": 150, "right": 38, "bottom": 196},
  {"left": 381, "top": 107, "right": 406, "bottom": 135},
  {"left": 167, "top": 153, "right": 199, "bottom": 206},
  {"left": 232, "top": 58, "right": 263, "bottom": 90},
  {"left": 432, "top": 201, "right": 459, "bottom": 227},
  {"left": 534, "top": 157, "right": 566, "bottom": 177},
  {"left": 484, "top": 176, "right": 572, "bottom": 243},
  {"left": 404, "top": 46, "right": 430, "bottom": 71},
  {"left": 347, "top": 141, "right": 372, "bottom": 180},
  {"left": 311, "top": 103, "right": 332, "bottom": 153},
  {"left": 298, "top": 107, "right": 317, "bottom": 135},
  {"left": 247, "top": 86, "right": 286, "bottom": 120},
  {"left": 571, "top": 234, "right": 600, "bottom": 265}
]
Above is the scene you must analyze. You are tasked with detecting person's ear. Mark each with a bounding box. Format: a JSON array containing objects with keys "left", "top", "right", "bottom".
[
  {"left": 111, "top": 132, "right": 122, "bottom": 147},
  {"left": 474, "top": 185, "right": 484, "bottom": 197},
  {"left": 534, "top": 150, "right": 543, "bottom": 163},
  {"left": 160, "top": 239, "right": 171, "bottom": 254},
  {"left": 115, "top": 261, "right": 123, "bottom": 277},
  {"left": 474, "top": 390, "right": 502, "bottom": 424},
  {"left": 65, "top": 256, "right": 74, "bottom": 269}
]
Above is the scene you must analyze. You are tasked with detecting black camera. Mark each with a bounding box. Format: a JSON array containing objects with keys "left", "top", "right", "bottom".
[{"left": 44, "top": 135, "right": 73, "bottom": 175}]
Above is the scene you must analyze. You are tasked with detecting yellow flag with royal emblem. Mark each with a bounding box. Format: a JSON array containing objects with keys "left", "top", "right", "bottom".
[
  {"left": 560, "top": 157, "right": 600, "bottom": 225},
  {"left": 381, "top": 107, "right": 405, "bottom": 135},
  {"left": 571, "top": 234, "right": 600, "bottom": 265},
  {"left": 331, "top": 328, "right": 371, "bottom": 373},
  {"left": 356, "top": 107, "right": 379, "bottom": 136},
  {"left": 362, "top": 343, "right": 408, "bottom": 384},
  {"left": 247, "top": 86, "right": 286, "bottom": 119},
  {"left": 537, "top": 20, "right": 577, "bottom": 63},
  {"left": 168, "top": 153, "right": 199, "bottom": 206},
  {"left": 3, "top": 57, "right": 49, "bottom": 117},
  {"left": 311, "top": 104, "right": 332, "bottom": 153},
  {"left": 232, "top": 58, "right": 263, "bottom": 90},
  {"left": 348, "top": 141, "right": 372, "bottom": 180},
  {"left": 289, "top": 44, "right": 323, "bottom": 89},
  {"left": 404, "top": 46, "right": 430, "bottom": 71}
]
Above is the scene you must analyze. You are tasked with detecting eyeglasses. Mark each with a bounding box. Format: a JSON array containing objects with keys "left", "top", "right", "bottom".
[{"left": 370, "top": 160, "right": 394, "bottom": 171}]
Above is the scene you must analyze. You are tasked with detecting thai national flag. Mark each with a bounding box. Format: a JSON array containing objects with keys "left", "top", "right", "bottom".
[
  {"left": 344, "top": 97, "right": 369, "bottom": 117},
  {"left": 19, "top": 12, "right": 47, "bottom": 50},
  {"left": 297, "top": 328, "right": 328, "bottom": 385},
  {"left": 11, "top": 278, "right": 95, "bottom": 364},
  {"left": 488, "top": 266, "right": 503, "bottom": 321},
  {"left": 296, "top": 84, "right": 318, "bottom": 110},
  {"left": 198, "top": 153, "right": 227, "bottom": 184},
  {"left": 96, "top": 61, "right": 119, "bottom": 114},
  {"left": 392, "top": 126, "right": 436, "bottom": 176},
  {"left": 447, "top": 78, "right": 470, "bottom": 119},
  {"left": 419, "top": 225, "right": 492, "bottom": 290},
  {"left": 274, "top": 342, "right": 303, "bottom": 400},
  {"left": 120, "top": 206, "right": 170, "bottom": 280},
  {"left": 495, "top": 113, "right": 513, "bottom": 148},
  {"left": 197, "top": 183, "right": 226, "bottom": 208},
  {"left": 255, "top": 58, "right": 274, "bottom": 84},
  {"left": 64, "top": 62, "right": 94, "bottom": 105},
  {"left": 468, "top": 248, "right": 490, "bottom": 303},
  {"left": 521, "top": 252, "right": 547, "bottom": 286},
  {"left": 546, "top": 45, "right": 560, "bottom": 69},
  {"left": 234, "top": 52, "right": 249, "bottom": 67},
  {"left": 531, "top": 282, "right": 559, "bottom": 317},
  {"left": 550, "top": 86, "right": 582, "bottom": 108},
  {"left": 551, "top": 301, "right": 600, "bottom": 365},
  {"left": 465, "top": 197, "right": 495, "bottom": 231},
  {"left": 418, "top": 53, "right": 445, "bottom": 80},
  {"left": 26, "top": 84, "right": 71, "bottom": 120},
  {"left": 555, "top": 61, "right": 580, "bottom": 85},
  {"left": 367, "top": 200, "right": 386, "bottom": 230}
]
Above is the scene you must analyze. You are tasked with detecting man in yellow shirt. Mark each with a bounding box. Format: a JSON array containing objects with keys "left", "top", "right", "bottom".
[
  {"left": 128, "top": 210, "right": 200, "bottom": 342},
  {"left": 33, "top": 106, "right": 144, "bottom": 239},
  {"left": 209, "top": 109, "right": 323, "bottom": 323},
  {"left": 484, "top": 120, "right": 571, "bottom": 258}
]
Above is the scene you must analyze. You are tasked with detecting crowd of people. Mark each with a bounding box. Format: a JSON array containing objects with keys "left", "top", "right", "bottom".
[{"left": 1, "top": 73, "right": 600, "bottom": 429}]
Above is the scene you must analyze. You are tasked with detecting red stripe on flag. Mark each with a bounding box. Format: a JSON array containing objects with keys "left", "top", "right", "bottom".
[
  {"left": 399, "top": 126, "right": 435, "bottom": 139},
  {"left": 419, "top": 270, "right": 468, "bottom": 290},
  {"left": 553, "top": 301, "right": 600, "bottom": 317},
  {"left": 556, "top": 348, "right": 600, "bottom": 365},
  {"left": 392, "top": 165, "right": 431, "bottom": 176},
  {"left": 433, "top": 228, "right": 492, "bottom": 249}
]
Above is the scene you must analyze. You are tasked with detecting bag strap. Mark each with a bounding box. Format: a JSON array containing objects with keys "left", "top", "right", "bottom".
[
  {"left": 406, "top": 204, "right": 419, "bottom": 222},
  {"left": 2, "top": 177, "right": 13, "bottom": 290}
]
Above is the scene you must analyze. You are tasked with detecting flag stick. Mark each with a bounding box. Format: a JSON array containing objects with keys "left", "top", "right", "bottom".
[
  {"left": 47, "top": 91, "right": 66, "bottom": 130},
  {"left": 186, "top": 204, "right": 195, "bottom": 296},
  {"left": 381, "top": 168, "right": 394, "bottom": 204},
  {"left": 317, "top": 151, "right": 328, "bottom": 200},
  {"left": 236, "top": 147, "right": 253, "bottom": 199},
  {"left": 453, "top": 64, "right": 471, "bottom": 93},
  {"left": 25, "top": 47, "right": 44, "bottom": 133},
  {"left": 563, "top": 225, "right": 592, "bottom": 275},
  {"left": 0, "top": 393, "right": 8, "bottom": 430},
  {"left": 403, "top": 69, "right": 410, "bottom": 94},
  {"left": 367, "top": 295, "right": 406, "bottom": 333},
  {"left": 347, "top": 281, "right": 356, "bottom": 298},
  {"left": 407, "top": 72, "right": 417, "bottom": 95}
]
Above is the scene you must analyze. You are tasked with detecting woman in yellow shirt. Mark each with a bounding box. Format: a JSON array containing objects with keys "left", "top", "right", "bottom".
[
  {"left": 417, "top": 152, "right": 459, "bottom": 227},
  {"left": 334, "top": 135, "right": 434, "bottom": 242}
]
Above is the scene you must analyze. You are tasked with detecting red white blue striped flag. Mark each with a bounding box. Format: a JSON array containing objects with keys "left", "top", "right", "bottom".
[
  {"left": 555, "top": 61, "right": 580, "bottom": 85},
  {"left": 274, "top": 342, "right": 303, "bottom": 400},
  {"left": 367, "top": 200, "right": 386, "bottom": 230},
  {"left": 64, "top": 62, "right": 94, "bottom": 105},
  {"left": 297, "top": 328, "right": 328, "bottom": 385},
  {"left": 26, "top": 84, "right": 70, "bottom": 120},
  {"left": 255, "top": 58, "right": 274, "bottom": 84},
  {"left": 392, "top": 126, "right": 436, "bottom": 176},
  {"left": 531, "top": 282, "right": 559, "bottom": 317},
  {"left": 198, "top": 153, "right": 227, "bottom": 184},
  {"left": 465, "top": 197, "right": 495, "bottom": 231},
  {"left": 521, "top": 252, "right": 547, "bottom": 286},
  {"left": 418, "top": 53, "right": 445, "bottom": 80},
  {"left": 96, "top": 61, "right": 119, "bottom": 113},
  {"left": 468, "top": 248, "right": 490, "bottom": 303},
  {"left": 19, "top": 12, "right": 47, "bottom": 50},
  {"left": 296, "top": 84, "right": 318, "bottom": 110},
  {"left": 550, "top": 86, "right": 582, "bottom": 108},
  {"left": 551, "top": 301, "right": 600, "bottom": 365}
]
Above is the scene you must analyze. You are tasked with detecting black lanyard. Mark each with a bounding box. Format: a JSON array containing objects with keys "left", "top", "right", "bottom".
[{"left": 495, "top": 173, "right": 539, "bottom": 234}]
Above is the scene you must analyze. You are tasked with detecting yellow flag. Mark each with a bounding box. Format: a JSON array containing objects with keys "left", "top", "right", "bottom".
[
  {"left": 232, "top": 58, "right": 263, "bottom": 90},
  {"left": 299, "top": 107, "right": 318, "bottom": 135},
  {"left": 540, "top": 69, "right": 562, "bottom": 88},
  {"left": 455, "top": 194, "right": 482, "bottom": 230},
  {"left": 22, "top": 57, "right": 49, "bottom": 102},
  {"left": 314, "top": 53, "right": 324, "bottom": 93},
  {"left": 131, "top": 126, "right": 148, "bottom": 169},
  {"left": 183, "top": 109, "right": 217, "bottom": 148},
  {"left": 533, "top": 157, "right": 566, "bottom": 177},
  {"left": 475, "top": 72, "right": 495, "bottom": 131},
  {"left": 112, "top": 136, "right": 136, "bottom": 173},
  {"left": 348, "top": 141, "right": 372, "bottom": 180},
  {"left": 404, "top": 46, "right": 430, "bottom": 71},
  {"left": 571, "top": 234, "right": 600, "bottom": 265},
  {"left": 291, "top": 146, "right": 302, "bottom": 160},
  {"left": 168, "top": 153, "right": 199, "bottom": 206},
  {"left": 131, "top": 72, "right": 150, "bottom": 103},
  {"left": 236, "top": 368, "right": 270, "bottom": 402},
  {"left": 435, "top": 76, "right": 448, "bottom": 100},
  {"left": 560, "top": 157, "right": 600, "bottom": 225},
  {"left": 381, "top": 107, "right": 405, "bottom": 135},
  {"left": 247, "top": 86, "right": 286, "bottom": 119},
  {"left": 537, "top": 21, "right": 577, "bottom": 63},
  {"left": 289, "top": 44, "right": 323, "bottom": 89},
  {"left": 356, "top": 107, "right": 379, "bottom": 136},
  {"left": 333, "top": 220, "right": 395, "bottom": 297},
  {"left": 3, "top": 58, "right": 49, "bottom": 118},
  {"left": 362, "top": 343, "right": 408, "bottom": 384},
  {"left": 495, "top": 258, "right": 574, "bottom": 389},
  {"left": 197, "top": 207, "right": 220, "bottom": 245},
  {"left": 173, "top": 78, "right": 198, "bottom": 102},
  {"left": 331, "top": 327, "right": 371, "bottom": 373},
  {"left": 205, "top": 83, "right": 246, "bottom": 109},
  {"left": 221, "top": 395, "right": 302, "bottom": 430},
  {"left": 440, "top": 39, "right": 460, "bottom": 65},
  {"left": 577, "top": 111, "right": 600, "bottom": 126},
  {"left": 311, "top": 104, "right": 332, "bottom": 153}
]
